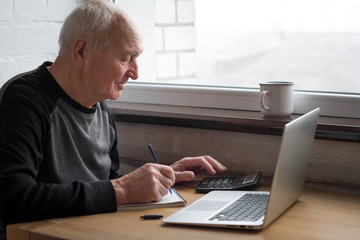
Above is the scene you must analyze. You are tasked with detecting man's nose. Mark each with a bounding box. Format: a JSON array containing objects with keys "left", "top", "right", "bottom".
[{"left": 128, "top": 60, "right": 139, "bottom": 80}]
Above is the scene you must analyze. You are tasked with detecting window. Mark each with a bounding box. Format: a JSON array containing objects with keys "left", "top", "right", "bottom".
[
  {"left": 194, "top": 0, "right": 360, "bottom": 93},
  {"left": 115, "top": 0, "right": 360, "bottom": 119}
]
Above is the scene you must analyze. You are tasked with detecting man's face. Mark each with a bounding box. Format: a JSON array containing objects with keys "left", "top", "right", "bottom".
[{"left": 82, "top": 36, "right": 143, "bottom": 102}]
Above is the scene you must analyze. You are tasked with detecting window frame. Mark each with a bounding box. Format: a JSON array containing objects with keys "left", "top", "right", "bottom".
[{"left": 116, "top": 82, "right": 360, "bottom": 119}]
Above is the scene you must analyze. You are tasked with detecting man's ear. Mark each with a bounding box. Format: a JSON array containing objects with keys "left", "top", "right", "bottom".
[{"left": 73, "top": 38, "right": 88, "bottom": 68}]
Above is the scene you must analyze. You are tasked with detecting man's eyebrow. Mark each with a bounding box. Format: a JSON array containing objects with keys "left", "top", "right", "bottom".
[
  {"left": 130, "top": 51, "right": 140, "bottom": 56},
  {"left": 130, "top": 48, "right": 143, "bottom": 57},
  {"left": 117, "top": 50, "right": 139, "bottom": 58}
]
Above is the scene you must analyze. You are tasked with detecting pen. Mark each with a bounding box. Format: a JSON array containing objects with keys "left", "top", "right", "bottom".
[
  {"left": 140, "top": 214, "right": 163, "bottom": 220},
  {"left": 147, "top": 144, "right": 173, "bottom": 195},
  {"left": 148, "top": 144, "right": 160, "bottom": 164}
]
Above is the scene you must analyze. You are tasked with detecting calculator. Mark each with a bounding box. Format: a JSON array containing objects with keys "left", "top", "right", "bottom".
[{"left": 195, "top": 171, "right": 262, "bottom": 193}]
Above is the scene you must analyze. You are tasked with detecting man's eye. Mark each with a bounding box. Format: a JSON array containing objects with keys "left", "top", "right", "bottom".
[
  {"left": 119, "top": 55, "right": 136, "bottom": 65},
  {"left": 118, "top": 59, "right": 128, "bottom": 66},
  {"left": 131, "top": 56, "right": 137, "bottom": 61}
]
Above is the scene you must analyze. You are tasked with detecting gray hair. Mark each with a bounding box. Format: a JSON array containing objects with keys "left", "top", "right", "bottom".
[{"left": 58, "top": 0, "right": 134, "bottom": 55}]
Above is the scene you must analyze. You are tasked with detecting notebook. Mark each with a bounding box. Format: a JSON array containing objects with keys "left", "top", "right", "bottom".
[
  {"left": 117, "top": 188, "right": 186, "bottom": 211},
  {"left": 163, "top": 108, "right": 320, "bottom": 230}
]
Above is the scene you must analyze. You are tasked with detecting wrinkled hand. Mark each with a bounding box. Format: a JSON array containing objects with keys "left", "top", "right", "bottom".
[
  {"left": 111, "top": 163, "right": 175, "bottom": 205},
  {"left": 111, "top": 156, "right": 226, "bottom": 205},
  {"left": 170, "top": 155, "right": 227, "bottom": 183}
]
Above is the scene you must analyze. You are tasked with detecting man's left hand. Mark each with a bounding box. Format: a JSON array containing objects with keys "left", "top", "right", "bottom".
[{"left": 170, "top": 155, "right": 227, "bottom": 183}]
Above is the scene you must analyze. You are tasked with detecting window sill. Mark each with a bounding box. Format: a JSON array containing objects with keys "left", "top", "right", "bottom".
[{"left": 106, "top": 101, "right": 360, "bottom": 142}]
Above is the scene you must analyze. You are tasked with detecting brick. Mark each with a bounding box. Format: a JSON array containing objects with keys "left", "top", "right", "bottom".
[
  {"left": 0, "top": 57, "right": 17, "bottom": 85},
  {"left": 156, "top": 53, "right": 177, "bottom": 78},
  {"left": 155, "top": 0, "right": 176, "bottom": 24},
  {"left": 0, "top": 0, "right": 77, "bottom": 88},
  {"left": 164, "top": 26, "right": 196, "bottom": 50},
  {"left": 0, "top": 54, "right": 57, "bottom": 87},
  {"left": 0, "top": 22, "right": 61, "bottom": 56},
  {"left": 0, "top": 0, "right": 13, "bottom": 21},
  {"left": 46, "top": 0, "right": 78, "bottom": 21},
  {"left": 18, "top": 54, "right": 55, "bottom": 73},
  {"left": 178, "top": 51, "right": 196, "bottom": 76},
  {"left": 155, "top": 27, "right": 164, "bottom": 51},
  {"left": 13, "top": 0, "right": 46, "bottom": 21},
  {"left": 177, "top": 0, "right": 195, "bottom": 23}
]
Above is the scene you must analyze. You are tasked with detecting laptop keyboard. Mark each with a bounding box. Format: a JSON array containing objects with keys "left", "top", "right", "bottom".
[{"left": 209, "top": 193, "right": 269, "bottom": 222}]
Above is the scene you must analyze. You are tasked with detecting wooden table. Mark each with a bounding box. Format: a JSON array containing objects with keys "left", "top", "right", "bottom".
[{"left": 7, "top": 181, "right": 360, "bottom": 240}]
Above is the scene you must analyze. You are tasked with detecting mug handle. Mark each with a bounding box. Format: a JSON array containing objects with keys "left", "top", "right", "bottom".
[{"left": 260, "top": 91, "right": 270, "bottom": 111}]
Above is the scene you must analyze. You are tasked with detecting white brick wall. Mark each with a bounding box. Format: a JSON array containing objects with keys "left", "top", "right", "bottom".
[
  {"left": 155, "top": 0, "right": 176, "bottom": 23},
  {"left": 177, "top": 0, "right": 195, "bottom": 23},
  {"left": 0, "top": 0, "right": 197, "bottom": 86},
  {"left": 155, "top": 0, "right": 197, "bottom": 82},
  {"left": 156, "top": 53, "right": 177, "bottom": 78},
  {"left": 179, "top": 51, "right": 196, "bottom": 76},
  {"left": 0, "top": 0, "right": 79, "bottom": 86},
  {"left": 164, "top": 26, "right": 196, "bottom": 50}
]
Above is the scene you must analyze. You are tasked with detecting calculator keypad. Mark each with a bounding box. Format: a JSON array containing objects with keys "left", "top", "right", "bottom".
[{"left": 196, "top": 172, "right": 262, "bottom": 193}]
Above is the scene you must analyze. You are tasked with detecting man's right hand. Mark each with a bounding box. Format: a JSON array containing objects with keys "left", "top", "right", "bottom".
[{"left": 110, "top": 163, "right": 175, "bottom": 205}]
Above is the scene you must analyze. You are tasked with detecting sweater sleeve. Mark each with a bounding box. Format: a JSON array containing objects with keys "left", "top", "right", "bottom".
[{"left": 0, "top": 80, "right": 117, "bottom": 228}]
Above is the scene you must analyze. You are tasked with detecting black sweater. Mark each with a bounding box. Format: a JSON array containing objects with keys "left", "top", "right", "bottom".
[{"left": 0, "top": 62, "right": 119, "bottom": 234}]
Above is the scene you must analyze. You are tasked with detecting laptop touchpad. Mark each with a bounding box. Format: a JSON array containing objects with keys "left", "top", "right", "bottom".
[{"left": 186, "top": 200, "right": 230, "bottom": 211}]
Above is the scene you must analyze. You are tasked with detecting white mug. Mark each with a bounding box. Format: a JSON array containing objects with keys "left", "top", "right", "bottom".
[{"left": 259, "top": 81, "right": 294, "bottom": 118}]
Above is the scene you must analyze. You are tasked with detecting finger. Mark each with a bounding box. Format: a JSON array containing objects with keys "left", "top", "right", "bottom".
[
  {"left": 174, "top": 171, "right": 195, "bottom": 183},
  {"left": 158, "top": 184, "right": 170, "bottom": 198},
  {"left": 147, "top": 176, "right": 170, "bottom": 202},
  {"left": 136, "top": 164, "right": 173, "bottom": 201},
  {"left": 189, "top": 156, "right": 217, "bottom": 174},
  {"left": 157, "top": 165, "right": 176, "bottom": 186},
  {"left": 157, "top": 174, "right": 174, "bottom": 190},
  {"left": 153, "top": 190, "right": 163, "bottom": 202},
  {"left": 143, "top": 163, "right": 175, "bottom": 186},
  {"left": 203, "top": 155, "right": 227, "bottom": 173}
]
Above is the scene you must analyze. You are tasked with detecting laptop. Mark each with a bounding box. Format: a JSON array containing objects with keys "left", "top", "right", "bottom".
[{"left": 163, "top": 108, "right": 320, "bottom": 230}]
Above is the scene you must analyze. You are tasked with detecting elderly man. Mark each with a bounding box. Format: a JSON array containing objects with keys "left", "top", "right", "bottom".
[{"left": 0, "top": 0, "right": 226, "bottom": 238}]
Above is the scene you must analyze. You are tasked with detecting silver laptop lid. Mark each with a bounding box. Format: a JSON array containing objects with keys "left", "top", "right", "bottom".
[{"left": 263, "top": 108, "right": 319, "bottom": 228}]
